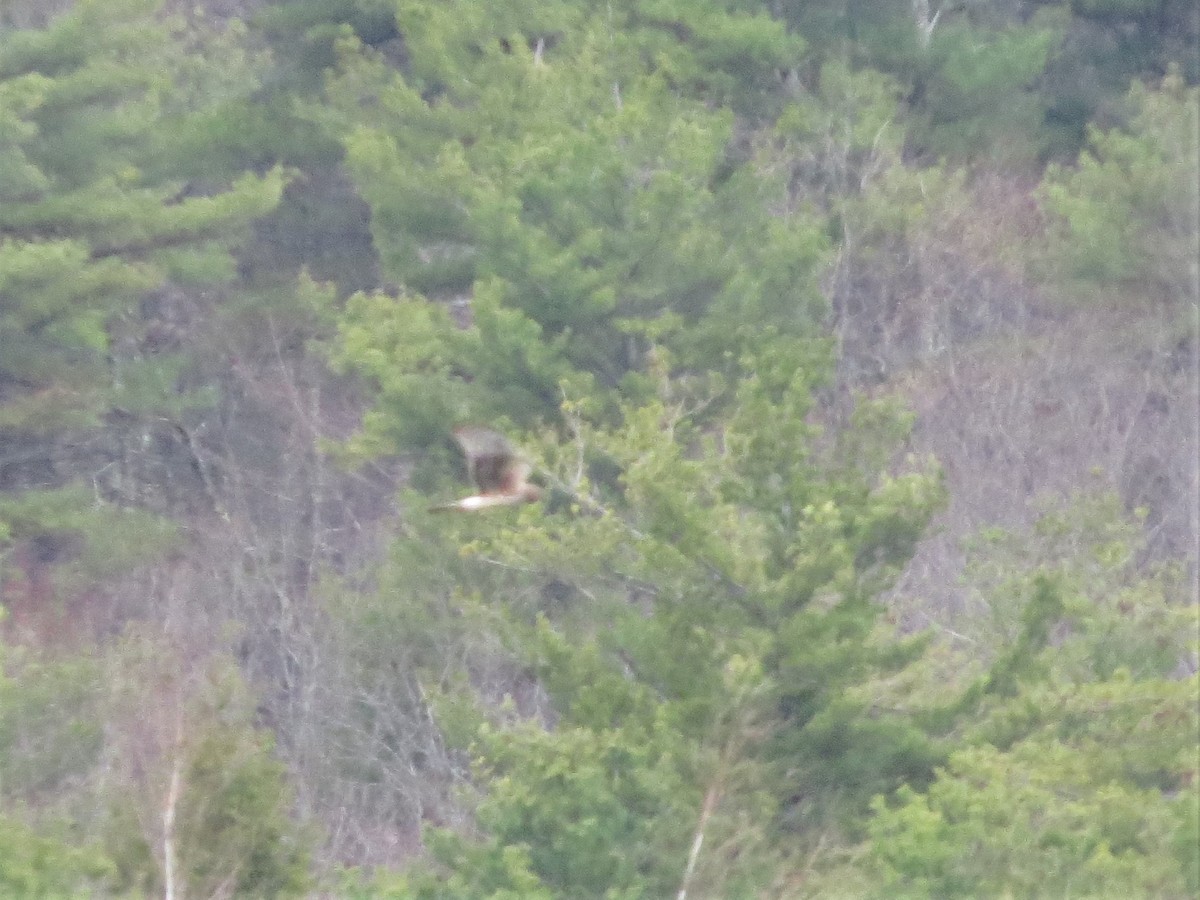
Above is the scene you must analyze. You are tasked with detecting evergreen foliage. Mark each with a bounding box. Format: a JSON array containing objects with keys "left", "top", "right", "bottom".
[
  {"left": 0, "top": 0, "right": 285, "bottom": 576},
  {"left": 0, "top": 814, "right": 116, "bottom": 897},
  {"left": 1042, "top": 68, "right": 1199, "bottom": 304},
  {"left": 0, "top": 0, "right": 1195, "bottom": 895},
  {"left": 176, "top": 723, "right": 311, "bottom": 896},
  {"left": 864, "top": 495, "right": 1199, "bottom": 898}
]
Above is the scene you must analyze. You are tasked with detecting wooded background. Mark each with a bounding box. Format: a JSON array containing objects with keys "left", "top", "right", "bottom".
[{"left": 0, "top": 0, "right": 1197, "bottom": 896}]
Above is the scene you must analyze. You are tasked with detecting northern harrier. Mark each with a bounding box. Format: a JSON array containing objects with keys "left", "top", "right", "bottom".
[{"left": 429, "top": 426, "right": 541, "bottom": 512}]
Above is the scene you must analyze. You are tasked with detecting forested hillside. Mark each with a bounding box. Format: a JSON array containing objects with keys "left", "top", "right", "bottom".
[{"left": 1, "top": 0, "right": 1196, "bottom": 896}]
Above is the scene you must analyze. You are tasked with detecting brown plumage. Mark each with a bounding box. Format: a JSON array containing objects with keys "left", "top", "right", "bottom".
[{"left": 429, "top": 426, "right": 542, "bottom": 512}]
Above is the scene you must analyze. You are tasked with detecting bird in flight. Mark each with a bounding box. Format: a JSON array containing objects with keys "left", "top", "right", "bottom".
[{"left": 429, "top": 426, "right": 542, "bottom": 512}]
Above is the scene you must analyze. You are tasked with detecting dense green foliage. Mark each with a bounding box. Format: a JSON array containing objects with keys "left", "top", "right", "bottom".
[
  {"left": 0, "top": 0, "right": 285, "bottom": 578},
  {"left": 0, "top": 0, "right": 1195, "bottom": 896},
  {"left": 1043, "top": 68, "right": 1199, "bottom": 304},
  {"left": 856, "top": 496, "right": 1199, "bottom": 898}
]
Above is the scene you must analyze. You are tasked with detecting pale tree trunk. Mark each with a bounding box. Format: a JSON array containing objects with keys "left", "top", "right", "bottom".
[
  {"left": 913, "top": 0, "right": 942, "bottom": 48},
  {"left": 676, "top": 783, "right": 721, "bottom": 900},
  {"left": 163, "top": 706, "right": 185, "bottom": 900}
]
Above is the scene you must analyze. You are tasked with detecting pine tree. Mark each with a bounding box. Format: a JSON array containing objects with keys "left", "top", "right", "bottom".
[
  {"left": 325, "top": 0, "right": 821, "bottom": 459},
  {"left": 861, "top": 495, "right": 1199, "bottom": 898},
  {"left": 327, "top": 333, "right": 942, "bottom": 894},
  {"left": 0, "top": 0, "right": 285, "bottom": 586},
  {"left": 1042, "top": 68, "right": 1199, "bottom": 306},
  {"left": 320, "top": 3, "right": 951, "bottom": 891}
]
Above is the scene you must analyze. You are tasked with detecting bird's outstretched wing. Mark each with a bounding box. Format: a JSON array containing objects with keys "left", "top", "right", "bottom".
[
  {"left": 429, "top": 426, "right": 541, "bottom": 512},
  {"left": 453, "top": 426, "right": 518, "bottom": 495}
]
